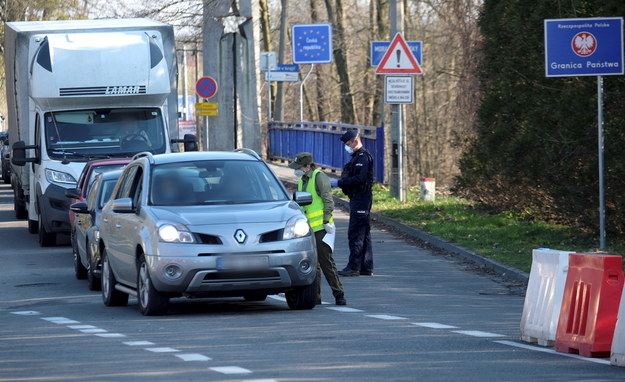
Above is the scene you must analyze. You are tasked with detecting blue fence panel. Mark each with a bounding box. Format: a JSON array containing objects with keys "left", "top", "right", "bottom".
[{"left": 267, "top": 121, "right": 385, "bottom": 184}]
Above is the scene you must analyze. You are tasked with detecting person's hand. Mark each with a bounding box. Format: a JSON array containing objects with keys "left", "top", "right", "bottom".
[
  {"left": 324, "top": 223, "right": 335, "bottom": 234},
  {"left": 330, "top": 179, "right": 339, "bottom": 188}
]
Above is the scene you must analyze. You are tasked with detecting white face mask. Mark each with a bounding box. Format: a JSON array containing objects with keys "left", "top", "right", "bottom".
[
  {"left": 344, "top": 145, "right": 354, "bottom": 154},
  {"left": 294, "top": 169, "right": 305, "bottom": 177}
]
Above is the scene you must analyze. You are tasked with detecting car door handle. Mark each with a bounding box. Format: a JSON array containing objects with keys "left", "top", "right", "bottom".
[
  {"left": 103, "top": 218, "right": 108, "bottom": 223},
  {"left": 115, "top": 224, "right": 121, "bottom": 228}
]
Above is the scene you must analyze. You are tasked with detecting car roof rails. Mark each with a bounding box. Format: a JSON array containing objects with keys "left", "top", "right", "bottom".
[
  {"left": 132, "top": 151, "right": 154, "bottom": 163},
  {"left": 233, "top": 148, "right": 261, "bottom": 160}
]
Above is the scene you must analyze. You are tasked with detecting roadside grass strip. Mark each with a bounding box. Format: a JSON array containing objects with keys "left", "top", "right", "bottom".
[
  {"left": 176, "top": 354, "right": 212, "bottom": 361},
  {"left": 365, "top": 314, "right": 408, "bottom": 320},
  {"left": 411, "top": 322, "right": 459, "bottom": 329},
  {"left": 494, "top": 340, "right": 611, "bottom": 365},
  {"left": 453, "top": 330, "right": 505, "bottom": 338},
  {"left": 210, "top": 366, "right": 253, "bottom": 374}
]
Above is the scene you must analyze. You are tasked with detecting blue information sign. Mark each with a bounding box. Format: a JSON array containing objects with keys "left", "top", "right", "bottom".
[
  {"left": 371, "top": 41, "right": 422, "bottom": 67},
  {"left": 292, "top": 23, "right": 333, "bottom": 64},
  {"left": 275, "top": 64, "right": 299, "bottom": 72},
  {"left": 545, "top": 17, "right": 624, "bottom": 77}
]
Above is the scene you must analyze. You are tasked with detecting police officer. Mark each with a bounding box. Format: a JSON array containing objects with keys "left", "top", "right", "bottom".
[
  {"left": 330, "top": 130, "right": 374, "bottom": 276},
  {"left": 289, "top": 152, "right": 347, "bottom": 305}
]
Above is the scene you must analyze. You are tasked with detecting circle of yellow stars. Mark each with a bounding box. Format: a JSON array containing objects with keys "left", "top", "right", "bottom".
[{"left": 296, "top": 29, "right": 328, "bottom": 57}]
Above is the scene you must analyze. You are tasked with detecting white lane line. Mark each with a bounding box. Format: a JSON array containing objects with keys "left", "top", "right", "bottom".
[
  {"left": 67, "top": 325, "right": 97, "bottom": 330},
  {"left": 267, "top": 295, "right": 286, "bottom": 302},
  {"left": 242, "top": 380, "right": 279, "bottom": 382},
  {"left": 453, "top": 330, "right": 505, "bottom": 338},
  {"left": 412, "top": 322, "right": 459, "bottom": 329},
  {"left": 494, "top": 340, "right": 611, "bottom": 365},
  {"left": 145, "top": 347, "right": 180, "bottom": 353},
  {"left": 210, "top": 366, "right": 253, "bottom": 374},
  {"left": 175, "top": 354, "right": 212, "bottom": 361},
  {"left": 80, "top": 328, "right": 107, "bottom": 334},
  {"left": 325, "top": 306, "right": 364, "bottom": 313},
  {"left": 365, "top": 314, "right": 408, "bottom": 320},
  {"left": 95, "top": 333, "right": 126, "bottom": 338},
  {"left": 10, "top": 311, "right": 41, "bottom": 316},
  {"left": 123, "top": 341, "right": 155, "bottom": 346},
  {"left": 41, "top": 317, "right": 80, "bottom": 324}
]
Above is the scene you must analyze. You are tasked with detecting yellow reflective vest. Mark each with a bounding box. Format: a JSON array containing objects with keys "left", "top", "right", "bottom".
[{"left": 298, "top": 169, "right": 334, "bottom": 232}]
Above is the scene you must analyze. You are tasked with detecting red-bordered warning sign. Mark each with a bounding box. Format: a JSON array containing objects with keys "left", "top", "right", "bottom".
[{"left": 375, "top": 33, "right": 423, "bottom": 75}]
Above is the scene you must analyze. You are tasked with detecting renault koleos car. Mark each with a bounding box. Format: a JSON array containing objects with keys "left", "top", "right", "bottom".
[{"left": 98, "top": 149, "right": 317, "bottom": 315}]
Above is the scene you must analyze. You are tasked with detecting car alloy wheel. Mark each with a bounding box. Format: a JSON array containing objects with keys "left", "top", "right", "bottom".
[
  {"left": 101, "top": 249, "right": 128, "bottom": 307},
  {"left": 137, "top": 255, "right": 169, "bottom": 316}
]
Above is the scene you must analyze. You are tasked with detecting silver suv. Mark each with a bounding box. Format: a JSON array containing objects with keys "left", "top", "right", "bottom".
[{"left": 99, "top": 150, "right": 317, "bottom": 315}]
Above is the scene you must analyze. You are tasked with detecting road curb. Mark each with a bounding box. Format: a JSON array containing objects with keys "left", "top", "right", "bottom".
[{"left": 279, "top": 173, "right": 529, "bottom": 285}]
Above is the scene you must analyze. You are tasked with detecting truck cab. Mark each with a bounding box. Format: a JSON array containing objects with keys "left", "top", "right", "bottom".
[{"left": 5, "top": 19, "right": 192, "bottom": 246}]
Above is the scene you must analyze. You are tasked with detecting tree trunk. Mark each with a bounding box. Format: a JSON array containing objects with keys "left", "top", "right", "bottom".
[{"left": 273, "top": 0, "right": 288, "bottom": 121}]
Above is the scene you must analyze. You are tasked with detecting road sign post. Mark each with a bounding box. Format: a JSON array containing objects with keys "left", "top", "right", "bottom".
[
  {"left": 195, "top": 76, "right": 218, "bottom": 151},
  {"left": 291, "top": 23, "right": 333, "bottom": 121},
  {"left": 545, "top": 17, "right": 624, "bottom": 250}
]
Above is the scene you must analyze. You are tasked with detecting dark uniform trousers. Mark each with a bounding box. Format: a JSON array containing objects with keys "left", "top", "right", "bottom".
[
  {"left": 347, "top": 193, "right": 373, "bottom": 273},
  {"left": 314, "top": 230, "right": 343, "bottom": 300}
]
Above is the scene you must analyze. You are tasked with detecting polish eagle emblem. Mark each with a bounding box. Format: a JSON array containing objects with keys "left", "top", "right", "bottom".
[{"left": 572, "top": 32, "right": 596, "bottom": 57}]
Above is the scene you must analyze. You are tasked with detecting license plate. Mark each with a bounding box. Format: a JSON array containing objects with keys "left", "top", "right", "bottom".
[{"left": 216, "top": 256, "right": 269, "bottom": 271}]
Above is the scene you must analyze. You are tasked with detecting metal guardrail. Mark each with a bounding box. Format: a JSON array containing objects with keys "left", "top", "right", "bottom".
[{"left": 267, "top": 121, "right": 385, "bottom": 183}]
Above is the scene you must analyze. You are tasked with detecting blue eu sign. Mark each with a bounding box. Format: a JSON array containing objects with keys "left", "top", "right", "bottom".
[
  {"left": 545, "top": 17, "right": 624, "bottom": 77},
  {"left": 292, "top": 23, "right": 333, "bottom": 64}
]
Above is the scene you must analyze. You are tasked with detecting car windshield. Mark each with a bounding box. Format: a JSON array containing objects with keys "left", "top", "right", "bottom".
[
  {"left": 45, "top": 108, "right": 166, "bottom": 160},
  {"left": 98, "top": 179, "right": 119, "bottom": 209},
  {"left": 149, "top": 160, "right": 288, "bottom": 206},
  {"left": 85, "top": 164, "right": 128, "bottom": 197}
]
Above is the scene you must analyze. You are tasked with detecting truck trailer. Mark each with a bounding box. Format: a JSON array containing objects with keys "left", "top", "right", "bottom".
[{"left": 4, "top": 18, "right": 192, "bottom": 246}]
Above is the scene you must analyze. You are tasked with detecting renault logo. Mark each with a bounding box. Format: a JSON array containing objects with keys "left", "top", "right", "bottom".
[{"left": 234, "top": 229, "right": 247, "bottom": 244}]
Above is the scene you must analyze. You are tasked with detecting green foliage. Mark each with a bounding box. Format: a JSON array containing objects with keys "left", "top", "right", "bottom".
[{"left": 456, "top": 0, "right": 625, "bottom": 234}]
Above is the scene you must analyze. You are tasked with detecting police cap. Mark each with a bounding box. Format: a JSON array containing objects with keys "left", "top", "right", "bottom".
[{"left": 340, "top": 129, "right": 358, "bottom": 143}]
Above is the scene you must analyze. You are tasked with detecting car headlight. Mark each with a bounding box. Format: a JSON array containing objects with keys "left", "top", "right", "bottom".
[
  {"left": 158, "top": 223, "right": 195, "bottom": 243},
  {"left": 45, "top": 169, "right": 77, "bottom": 185},
  {"left": 283, "top": 215, "right": 311, "bottom": 240}
]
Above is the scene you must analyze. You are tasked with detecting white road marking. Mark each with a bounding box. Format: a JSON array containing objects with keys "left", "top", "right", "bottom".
[
  {"left": 365, "top": 314, "right": 408, "bottom": 320},
  {"left": 175, "top": 354, "right": 212, "bottom": 361},
  {"left": 41, "top": 317, "right": 80, "bottom": 324},
  {"left": 210, "top": 366, "right": 253, "bottom": 374},
  {"left": 326, "top": 306, "right": 364, "bottom": 313},
  {"left": 80, "top": 328, "right": 107, "bottom": 334},
  {"left": 412, "top": 322, "right": 459, "bottom": 329},
  {"left": 95, "top": 333, "right": 126, "bottom": 338},
  {"left": 494, "top": 340, "right": 611, "bottom": 365},
  {"left": 268, "top": 295, "right": 286, "bottom": 302},
  {"left": 123, "top": 341, "right": 155, "bottom": 346},
  {"left": 10, "top": 311, "right": 41, "bottom": 315},
  {"left": 67, "top": 325, "right": 97, "bottom": 330},
  {"left": 242, "top": 380, "right": 279, "bottom": 382},
  {"left": 453, "top": 330, "right": 505, "bottom": 338},
  {"left": 145, "top": 347, "right": 180, "bottom": 353}
]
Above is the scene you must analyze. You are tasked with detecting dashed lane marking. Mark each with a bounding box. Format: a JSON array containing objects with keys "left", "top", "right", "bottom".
[
  {"left": 95, "top": 333, "right": 126, "bottom": 338},
  {"left": 210, "top": 366, "right": 253, "bottom": 375},
  {"left": 10, "top": 311, "right": 41, "bottom": 316},
  {"left": 67, "top": 325, "right": 97, "bottom": 330},
  {"left": 412, "top": 322, "right": 459, "bottom": 329},
  {"left": 325, "top": 306, "right": 364, "bottom": 313},
  {"left": 365, "top": 314, "right": 408, "bottom": 320},
  {"left": 267, "top": 295, "right": 286, "bottom": 302},
  {"left": 123, "top": 341, "right": 155, "bottom": 346},
  {"left": 494, "top": 340, "right": 611, "bottom": 365},
  {"left": 145, "top": 347, "right": 180, "bottom": 353},
  {"left": 80, "top": 328, "right": 107, "bottom": 334},
  {"left": 176, "top": 354, "right": 212, "bottom": 361},
  {"left": 41, "top": 317, "right": 80, "bottom": 324},
  {"left": 241, "top": 380, "right": 279, "bottom": 382},
  {"left": 453, "top": 330, "right": 505, "bottom": 338}
]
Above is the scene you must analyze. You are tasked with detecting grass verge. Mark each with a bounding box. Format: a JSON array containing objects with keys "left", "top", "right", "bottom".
[{"left": 335, "top": 184, "right": 623, "bottom": 273}]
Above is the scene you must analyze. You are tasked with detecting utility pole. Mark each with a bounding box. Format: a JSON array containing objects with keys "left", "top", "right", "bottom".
[{"left": 389, "top": 0, "right": 406, "bottom": 202}]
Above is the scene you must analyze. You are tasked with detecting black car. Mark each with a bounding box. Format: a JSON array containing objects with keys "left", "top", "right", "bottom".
[
  {"left": 1, "top": 132, "right": 9, "bottom": 184},
  {"left": 70, "top": 170, "right": 123, "bottom": 290}
]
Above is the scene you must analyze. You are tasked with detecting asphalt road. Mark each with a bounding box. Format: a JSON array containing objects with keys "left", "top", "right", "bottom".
[{"left": 1, "top": 181, "right": 624, "bottom": 381}]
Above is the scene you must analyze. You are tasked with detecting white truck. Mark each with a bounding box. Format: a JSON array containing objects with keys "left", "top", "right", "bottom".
[{"left": 5, "top": 19, "right": 195, "bottom": 246}]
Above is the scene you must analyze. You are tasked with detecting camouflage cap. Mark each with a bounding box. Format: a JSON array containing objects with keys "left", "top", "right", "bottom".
[{"left": 288, "top": 152, "right": 313, "bottom": 169}]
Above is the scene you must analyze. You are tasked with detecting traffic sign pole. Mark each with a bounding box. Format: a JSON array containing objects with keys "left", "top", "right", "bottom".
[{"left": 598, "top": 75, "right": 606, "bottom": 251}]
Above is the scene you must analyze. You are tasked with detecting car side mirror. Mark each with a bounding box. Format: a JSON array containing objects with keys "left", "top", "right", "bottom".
[
  {"left": 70, "top": 201, "right": 89, "bottom": 214},
  {"left": 183, "top": 134, "right": 198, "bottom": 152},
  {"left": 11, "top": 141, "right": 37, "bottom": 166},
  {"left": 294, "top": 191, "right": 313, "bottom": 206},
  {"left": 65, "top": 188, "right": 80, "bottom": 199},
  {"left": 111, "top": 197, "right": 134, "bottom": 213}
]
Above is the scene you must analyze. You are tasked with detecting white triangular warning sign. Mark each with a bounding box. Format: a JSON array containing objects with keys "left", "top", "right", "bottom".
[{"left": 375, "top": 32, "right": 423, "bottom": 75}]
